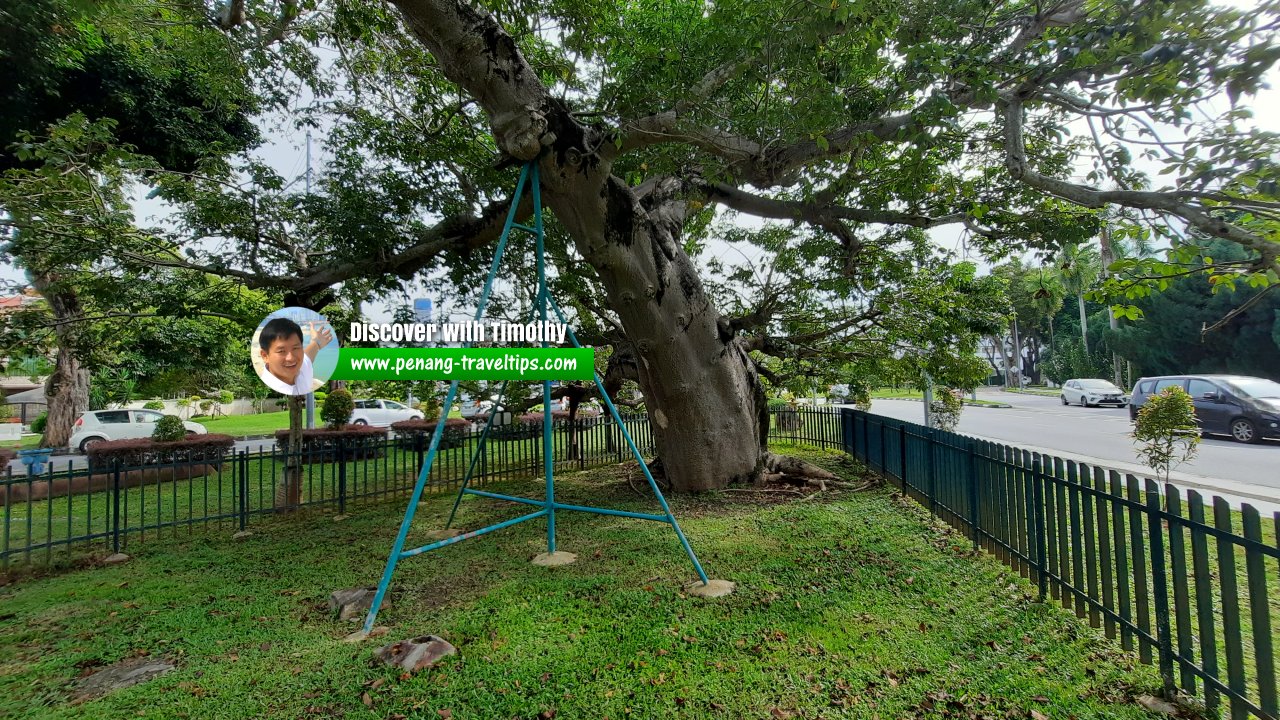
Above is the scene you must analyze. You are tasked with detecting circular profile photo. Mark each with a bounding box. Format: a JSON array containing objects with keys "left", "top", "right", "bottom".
[{"left": 251, "top": 308, "right": 339, "bottom": 396}]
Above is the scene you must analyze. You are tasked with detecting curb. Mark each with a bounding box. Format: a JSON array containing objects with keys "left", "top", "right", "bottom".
[{"left": 876, "top": 397, "right": 1013, "bottom": 409}]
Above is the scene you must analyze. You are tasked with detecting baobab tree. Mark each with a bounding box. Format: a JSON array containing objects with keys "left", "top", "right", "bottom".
[{"left": 6, "top": 0, "right": 1279, "bottom": 491}]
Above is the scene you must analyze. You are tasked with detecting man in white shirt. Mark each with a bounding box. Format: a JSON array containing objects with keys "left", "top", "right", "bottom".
[{"left": 257, "top": 317, "right": 333, "bottom": 396}]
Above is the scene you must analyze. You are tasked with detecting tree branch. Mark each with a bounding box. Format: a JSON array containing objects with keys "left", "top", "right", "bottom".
[{"left": 1000, "top": 94, "right": 1279, "bottom": 270}]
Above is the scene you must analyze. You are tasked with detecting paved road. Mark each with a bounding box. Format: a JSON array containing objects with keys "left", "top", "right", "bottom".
[
  {"left": 4, "top": 437, "right": 278, "bottom": 476},
  {"left": 864, "top": 390, "right": 1280, "bottom": 504}
]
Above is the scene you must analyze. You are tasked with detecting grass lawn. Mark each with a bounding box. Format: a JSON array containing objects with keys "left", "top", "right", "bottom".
[
  {"left": 1, "top": 435, "right": 42, "bottom": 451},
  {"left": 195, "top": 412, "right": 290, "bottom": 437},
  {"left": 194, "top": 407, "right": 464, "bottom": 438},
  {"left": 0, "top": 445, "right": 1163, "bottom": 719},
  {"left": 867, "top": 390, "right": 1009, "bottom": 408},
  {"left": 1001, "top": 387, "right": 1062, "bottom": 398}
]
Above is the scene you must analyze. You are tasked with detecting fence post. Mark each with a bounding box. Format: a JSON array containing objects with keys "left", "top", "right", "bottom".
[
  {"left": 414, "top": 432, "right": 425, "bottom": 474},
  {"left": 877, "top": 419, "right": 885, "bottom": 474},
  {"left": 238, "top": 450, "right": 249, "bottom": 532},
  {"left": 967, "top": 441, "right": 979, "bottom": 550},
  {"left": 1031, "top": 455, "right": 1048, "bottom": 600},
  {"left": 898, "top": 423, "right": 908, "bottom": 490},
  {"left": 1144, "top": 478, "right": 1177, "bottom": 698},
  {"left": 926, "top": 429, "right": 937, "bottom": 518},
  {"left": 111, "top": 459, "right": 122, "bottom": 554},
  {"left": 337, "top": 439, "right": 348, "bottom": 516}
]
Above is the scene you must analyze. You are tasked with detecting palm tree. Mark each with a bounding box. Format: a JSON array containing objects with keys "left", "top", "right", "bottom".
[
  {"left": 1057, "top": 242, "right": 1102, "bottom": 355},
  {"left": 1098, "top": 216, "right": 1157, "bottom": 386}
]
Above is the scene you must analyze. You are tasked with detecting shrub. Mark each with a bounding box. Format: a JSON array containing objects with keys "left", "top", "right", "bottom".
[
  {"left": 928, "top": 389, "right": 964, "bottom": 432},
  {"left": 321, "top": 389, "right": 355, "bottom": 429},
  {"left": 87, "top": 434, "right": 236, "bottom": 466},
  {"left": 217, "top": 390, "right": 234, "bottom": 410},
  {"left": 0, "top": 403, "right": 12, "bottom": 421},
  {"left": 313, "top": 391, "right": 328, "bottom": 403},
  {"left": 151, "top": 415, "right": 187, "bottom": 442},
  {"left": 1133, "top": 386, "right": 1201, "bottom": 482},
  {"left": 143, "top": 400, "right": 165, "bottom": 411},
  {"left": 30, "top": 412, "right": 48, "bottom": 434}
]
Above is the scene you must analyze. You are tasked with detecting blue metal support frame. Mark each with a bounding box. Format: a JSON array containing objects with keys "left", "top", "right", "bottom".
[{"left": 361, "top": 162, "right": 711, "bottom": 634}]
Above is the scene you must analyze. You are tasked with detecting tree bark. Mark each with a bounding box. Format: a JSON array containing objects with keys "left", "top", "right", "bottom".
[
  {"left": 31, "top": 274, "right": 90, "bottom": 450},
  {"left": 1077, "top": 293, "right": 1090, "bottom": 355},
  {"left": 277, "top": 395, "right": 304, "bottom": 510},
  {"left": 389, "top": 0, "right": 769, "bottom": 492}
]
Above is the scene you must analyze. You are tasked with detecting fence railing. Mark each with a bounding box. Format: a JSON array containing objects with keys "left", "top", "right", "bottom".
[
  {"left": 844, "top": 408, "right": 1279, "bottom": 720},
  {"left": 1, "top": 412, "right": 656, "bottom": 574},
  {"left": 766, "top": 406, "right": 845, "bottom": 449},
  {"left": 4, "top": 402, "right": 45, "bottom": 425}
]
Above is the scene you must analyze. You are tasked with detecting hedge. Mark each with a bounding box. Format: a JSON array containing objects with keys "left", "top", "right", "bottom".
[
  {"left": 391, "top": 417, "right": 471, "bottom": 450},
  {"left": 86, "top": 434, "right": 236, "bottom": 467},
  {"left": 273, "top": 424, "right": 387, "bottom": 462}
]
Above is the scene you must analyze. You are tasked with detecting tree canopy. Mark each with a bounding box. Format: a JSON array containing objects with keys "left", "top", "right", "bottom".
[{"left": 3, "top": 0, "right": 1279, "bottom": 488}]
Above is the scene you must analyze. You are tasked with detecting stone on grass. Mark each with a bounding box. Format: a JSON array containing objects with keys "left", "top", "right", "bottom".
[
  {"left": 374, "top": 635, "right": 456, "bottom": 673},
  {"left": 72, "top": 656, "right": 175, "bottom": 704},
  {"left": 329, "top": 586, "right": 387, "bottom": 621},
  {"left": 102, "top": 553, "right": 130, "bottom": 565},
  {"left": 423, "top": 528, "right": 464, "bottom": 541},
  {"left": 232, "top": 530, "right": 253, "bottom": 540},
  {"left": 685, "top": 579, "right": 736, "bottom": 598},
  {"left": 1136, "top": 695, "right": 1180, "bottom": 715},
  {"left": 531, "top": 551, "right": 577, "bottom": 567}
]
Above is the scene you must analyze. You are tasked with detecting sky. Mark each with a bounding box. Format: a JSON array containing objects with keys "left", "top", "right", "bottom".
[{"left": 2, "top": 0, "right": 1277, "bottom": 330}]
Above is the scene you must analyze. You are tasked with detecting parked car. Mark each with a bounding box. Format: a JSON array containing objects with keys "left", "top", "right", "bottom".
[
  {"left": 457, "top": 399, "right": 494, "bottom": 418},
  {"left": 350, "top": 399, "right": 424, "bottom": 427},
  {"left": 1060, "top": 379, "right": 1129, "bottom": 407},
  {"left": 70, "top": 409, "right": 207, "bottom": 453},
  {"left": 1128, "top": 374, "right": 1280, "bottom": 444}
]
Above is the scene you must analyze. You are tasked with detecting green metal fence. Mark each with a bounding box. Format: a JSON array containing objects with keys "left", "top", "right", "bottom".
[{"left": 844, "top": 408, "right": 1279, "bottom": 719}]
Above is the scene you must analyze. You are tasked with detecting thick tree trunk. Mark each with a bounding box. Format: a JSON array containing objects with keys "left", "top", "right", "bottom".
[
  {"left": 391, "top": 0, "right": 767, "bottom": 492},
  {"left": 548, "top": 176, "right": 767, "bottom": 492},
  {"left": 31, "top": 275, "right": 89, "bottom": 449}
]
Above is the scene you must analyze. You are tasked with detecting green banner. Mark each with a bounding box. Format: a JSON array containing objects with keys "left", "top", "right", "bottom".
[{"left": 331, "top": 347, "right": 594, "bottom": 381}]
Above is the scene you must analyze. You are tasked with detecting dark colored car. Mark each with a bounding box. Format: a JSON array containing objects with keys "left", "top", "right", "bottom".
[{"left": 1128, "top": 375, "right": 1280, "bottom": 444}]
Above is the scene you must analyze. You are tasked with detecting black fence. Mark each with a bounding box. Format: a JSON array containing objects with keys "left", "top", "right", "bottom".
[
  {"left": 0, "top": 413, "right": 656, "bottom": 574},
  {"left": 4, "top": 402, "right": 46, "bottom": 425},
  {"left": 846, "top": 408, "right": 1279, "bottom": 720}
]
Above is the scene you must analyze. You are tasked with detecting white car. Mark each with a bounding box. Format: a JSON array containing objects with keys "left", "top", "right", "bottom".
[
  {"left": 1060, "top": 379, "right": 1129, "bottom": 408},
  {"left": 70, "top": 409, "right": 208, "bottom": 452},
  {"left": 349, "top": 399, "right": 424, "bottom": 426}
]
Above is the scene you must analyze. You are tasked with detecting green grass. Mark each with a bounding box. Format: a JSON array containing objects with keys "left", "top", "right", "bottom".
[
  {"left": 195, "top": 412, "right": 291, "bottom": 437},
  {"left": 1002, "top": 387, "right": 1062, "bottom": 398},
  {"left": 1, "top": 435, "right": 42, "bottom": 451},
  {"left": 0, "top": 445, "right": 1164, "bottom": 719},
  {"left": 867, "top": 390, "right": 1009, "bottom": 407}
]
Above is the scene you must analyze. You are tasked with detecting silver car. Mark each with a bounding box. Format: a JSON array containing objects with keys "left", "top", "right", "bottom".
[
  {"left": 1060, "top": 379, "right": 1129, "bottom": 407},
  {"left": 69, "top": 409, "right": 208, "bottom": 452}
]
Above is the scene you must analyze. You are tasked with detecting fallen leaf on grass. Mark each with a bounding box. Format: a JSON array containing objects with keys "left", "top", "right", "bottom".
[
  {"left": 362, "top": 692, "right": 374, "bottom": 708},
  {"left": 437, "top": 709, "right": 452, "bottom": 719}
]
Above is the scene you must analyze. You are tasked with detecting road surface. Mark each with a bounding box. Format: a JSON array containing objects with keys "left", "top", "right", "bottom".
[{"left": 862, "top": 390, "right": 1280, "bottom": 504}]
